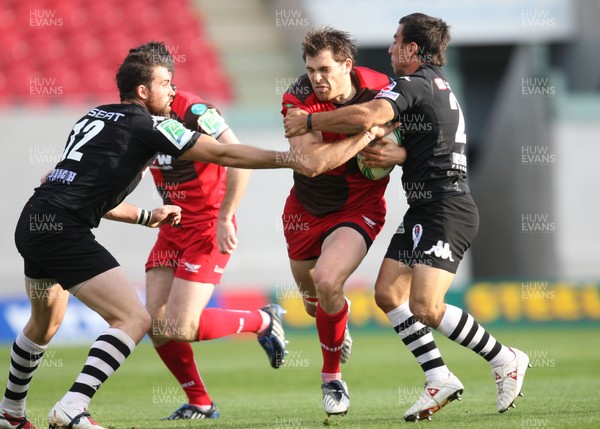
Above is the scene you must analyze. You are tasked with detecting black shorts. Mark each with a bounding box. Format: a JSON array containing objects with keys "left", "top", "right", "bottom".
[
  {"left": 384, "top": 194, "right": 479, "bottom": 273},
  {"left": 14, "top": 199, "right": 120, "bottom": 290}
]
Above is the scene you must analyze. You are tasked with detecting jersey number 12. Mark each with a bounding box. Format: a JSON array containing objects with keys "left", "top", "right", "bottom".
[{"left": 60, "top": 119, "right": 105, "bottom": 162}]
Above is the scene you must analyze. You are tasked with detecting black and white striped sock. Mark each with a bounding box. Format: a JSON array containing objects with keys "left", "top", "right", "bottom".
[
  {"left": 0, "top": 332, "right": 47, "bottom": 417},
  {"left": 437, "top": 304, "right": 513, "bottom": 367},
  {"left": 61, "top": 328, "right": 135, "bottom": 411},
  {"left": 387, "top": 303, "right": 450, "bottom": 381}
]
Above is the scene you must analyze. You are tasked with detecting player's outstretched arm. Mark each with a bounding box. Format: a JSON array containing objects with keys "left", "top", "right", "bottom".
[
  {"left": 179, "top": 134, "right": 288, "bottom": 169},
  {"left": 103, "top": 201, "right": 182, "bottom": 227},
  {"left": 284, "top": 99, "right": 395, "bottom": 137},
  {"left": 293, "top": 122, "right": 400, "bottom": 175},
  {"left": 180, "top": 126, "right": 396, "bottom": 177}
]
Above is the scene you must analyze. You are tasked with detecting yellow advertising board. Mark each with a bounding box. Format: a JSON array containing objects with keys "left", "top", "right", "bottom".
[{"left": 275, "top": 281, "right": 600, "bottom": 329}]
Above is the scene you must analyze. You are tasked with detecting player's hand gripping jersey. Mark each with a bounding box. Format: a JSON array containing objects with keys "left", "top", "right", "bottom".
[
  {"left": 282, "top": 67, "right": 392, "bottom": 217},
  {"left": 149, "top": 91, "right": 229, "bottom": 226},
  {"left": 374, "top": 65, "right": 470, "bottom": 206}
]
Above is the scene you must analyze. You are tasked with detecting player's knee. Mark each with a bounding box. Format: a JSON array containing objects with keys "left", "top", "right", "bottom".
[
  {"left": 23, "top": 318, "right": 61, "bottom": 345},
  {"left": 120, "top": 308, "right": 151, "bottom": 343},
  {"left": 147, "top": 318, "right": 166, "bottom": 342},
  {"left": 148, "top": 317, "right": 166, "bottom": 341},
  {"left": 374, "top": 287, "right": 394, "bottom": 312},
  {"left": 409, "top": 300, "right": 442, "bottom": 327},
  {"left": 375, "top": 287, "right": 410, "bottom": 313},
  {"left": 150, "top": 315, "right": 196, "bottom": 342},
  {"left": 137, "top": 311, "right": 152, "bottom": 339},
  {"left": 312, "top": 269, "right": 342, "bottom": 295},
  {"left": 315, "top": 286, "right": 343, "bottom": 305}
]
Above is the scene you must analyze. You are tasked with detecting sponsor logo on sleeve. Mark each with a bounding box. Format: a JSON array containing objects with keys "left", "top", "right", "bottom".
[
  {"left": 190, "top": 103, "right": 208, "bottom": 115},
  {"left": 156, "top": 118, "right": 195, "bottom": 149},
  {"left": 375, "top": 81, "right": 399, "bottom": 101},
  {"left": 434, "top": 78, "right": 448, "bottom": 90}
]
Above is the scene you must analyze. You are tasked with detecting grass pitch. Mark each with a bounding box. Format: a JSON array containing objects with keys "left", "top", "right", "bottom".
[{"left": 2, "top": 328, "right": 599, "bottom": 428}]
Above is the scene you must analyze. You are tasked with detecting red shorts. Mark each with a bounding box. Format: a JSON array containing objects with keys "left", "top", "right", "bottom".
[
  {"left": 145, "top": 220, "right": 234, "bottom": 284},
  {"left": 283, "top": 193, "right": 386, "bottom": 260}
]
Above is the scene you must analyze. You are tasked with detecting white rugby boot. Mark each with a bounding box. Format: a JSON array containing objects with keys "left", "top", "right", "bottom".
[
  {"left": 493, "top": 348, "right": 530, "bottom": 413},
  {"left": 403, "top": 373, "right": 464, "bottom": 421}
]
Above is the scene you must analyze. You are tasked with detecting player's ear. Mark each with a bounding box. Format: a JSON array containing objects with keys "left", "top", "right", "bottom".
[
  {"left": 136, "top": 84, "right": 149, "bottom": 101},
  {"left": 407, "top": 42, "right": 419, "bottom": 57},
  {"left": 344, "top": 58, "right": 353, "bottom": 74}
]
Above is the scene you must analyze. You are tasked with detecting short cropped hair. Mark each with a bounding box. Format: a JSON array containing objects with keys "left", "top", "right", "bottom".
[
  {"left": 399, "top": 13, "right": 451, "bottom": 66},
  {"left": 302, "top": 27, "right": 358, "bottom": 65},
  {"left": 116, "top": 41, "right": 174, "bottom": 101}
]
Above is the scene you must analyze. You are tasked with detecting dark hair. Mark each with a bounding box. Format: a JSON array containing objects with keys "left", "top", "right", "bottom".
[
  {"left": 116, "top": 41, "right": 174, "bottom": 101},
  {"left": 302, "top": 26, "right": 358, "bottom": 64},
  {"left": 399, "top": 13, "right": 451, "bottom": 66}
]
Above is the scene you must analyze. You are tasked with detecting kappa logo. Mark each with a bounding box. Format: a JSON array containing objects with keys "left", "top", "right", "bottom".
[
  {"left": 424, "top": 241, "right": 454, "bottom": 261},
  {"left": 184, "top": 262, "right": 201, "bottom": 273},
  {"left": 362, "top": 215, "right": 376, "bottom": 229}
]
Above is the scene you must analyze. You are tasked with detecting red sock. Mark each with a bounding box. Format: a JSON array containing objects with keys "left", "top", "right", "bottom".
[
  {"left": 198, "top": 308, "right": 264, "bottom": 341},
  {"left": 155, "top": 340, "right": 211, "bottom": 406},
  {"left": 316, "top": 300, "right": 348, "bottom": 381}
]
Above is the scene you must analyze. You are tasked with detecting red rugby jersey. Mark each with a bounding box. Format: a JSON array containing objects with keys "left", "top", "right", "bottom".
[
  {"left": 281, "top": 67, "right": 392, "bottom": 217},
  {"left": 149, "top": 91, "right": 226, "bottom": 225}
]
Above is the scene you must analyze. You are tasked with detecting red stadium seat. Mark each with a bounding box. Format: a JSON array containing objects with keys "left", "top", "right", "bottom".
[
  {"left": 0, "top": 0, "right": 232, "bottom": 105},
  {"left": 0, "top": 8, "right": 17, "bottom": 35}
]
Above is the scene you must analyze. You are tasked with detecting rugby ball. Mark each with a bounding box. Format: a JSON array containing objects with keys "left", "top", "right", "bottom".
[{"left": 357, "top": 128, "right": 402, "bottom": 180}]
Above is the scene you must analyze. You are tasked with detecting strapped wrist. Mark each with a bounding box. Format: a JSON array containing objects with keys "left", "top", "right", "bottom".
[
  {"left": 306, "top": 113, "right": 313, "bottom": 131},
  {"left": 137, "top": 208, "right": 152, "bottom": 227}
]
